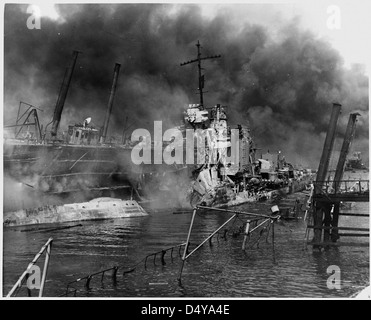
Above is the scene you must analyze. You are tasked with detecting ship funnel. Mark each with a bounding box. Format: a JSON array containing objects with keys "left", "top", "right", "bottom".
[
  {"left": 101, "top": 63, "right": 121, "bottom": 143},
  {"left": 51, "top": 50, "right": 80, "bottom": 137}
]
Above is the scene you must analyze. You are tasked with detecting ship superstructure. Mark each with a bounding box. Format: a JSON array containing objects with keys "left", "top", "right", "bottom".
[
  {"left": 181, "top": 42, "right": 312, "bottom": 207},
  {"left": 3, "top": 52, "right": 138, "bottom": 211}
]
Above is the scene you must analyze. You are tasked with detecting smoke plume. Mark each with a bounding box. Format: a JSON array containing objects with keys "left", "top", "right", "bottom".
[{"left": 4, "top": 3, "right": 369, "bottom": 170}]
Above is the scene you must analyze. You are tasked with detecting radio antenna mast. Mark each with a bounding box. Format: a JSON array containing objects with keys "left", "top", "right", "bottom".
[{"left": 180, "top": 41, "right": 221, "bottom": 109}]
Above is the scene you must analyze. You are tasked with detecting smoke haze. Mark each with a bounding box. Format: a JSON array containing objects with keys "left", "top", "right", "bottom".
[{"left": 4, "top": 3, "right": 369, "bottom": 168}]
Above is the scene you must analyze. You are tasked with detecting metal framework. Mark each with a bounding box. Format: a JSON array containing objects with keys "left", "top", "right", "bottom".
[
  {"left": 4, "top": 101, "right": 43, "bottom": 141},
  {"left": 305, "top": 105, "right": 369, "bottom": 249},
  {"left": 177, "top": 205, "right": 280, "bottom": 282},
  {"left": 180, "top": 41, "right": 221, "bottom": 108},
  {"left": 7, "top": 238, "right": 53, "bottom": 297}
]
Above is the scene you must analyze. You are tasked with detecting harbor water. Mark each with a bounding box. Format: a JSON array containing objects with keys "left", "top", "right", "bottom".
[{"left": 3, "top": 173, "right": 369, "bottom": 298}]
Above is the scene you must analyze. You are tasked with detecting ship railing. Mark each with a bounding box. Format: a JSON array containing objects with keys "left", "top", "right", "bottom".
[
  {"left": 6, "top": 238, "right": 53, "bottom": 298},
  {"left": 177, "top": 206, "right": 280, "bottom": 282},
  {"left": 61, "top": 242, "right": 187, "bottom": 297},
  {"left": 61, "top": 206, "right": 281, "bottom": 296},
  {"left": 315, "top": 180, "right": 369, "bottom": 195}
]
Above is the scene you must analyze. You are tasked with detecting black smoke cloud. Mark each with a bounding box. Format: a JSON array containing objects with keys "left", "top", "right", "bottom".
[{"left": 4, "top": 4, "right": 369, "bottom": 168}]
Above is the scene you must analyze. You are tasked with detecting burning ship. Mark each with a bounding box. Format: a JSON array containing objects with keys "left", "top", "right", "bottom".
[
  {"left": 178, "top": 42, "right": 313, "bottom": 208},
  {"left": 183, "top": 105, "right": 312, "bottom": 208},
  {"left": 4, "top": 44, "right": 313, "bottom": 218},
  {"left": 3, "top": 51, "right": 142, "bottom": 215}
]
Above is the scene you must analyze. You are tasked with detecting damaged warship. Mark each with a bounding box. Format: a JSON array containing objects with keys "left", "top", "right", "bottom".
[
  {"left": 3, "top": 51, "right": 149, "bottom": 223},
  {"left": 3, "top": 51, "right": 139, "bottom": 201},
  {"left": 138, "top": 42, "right": 313, "bottom": 209},
  {"left": 178, "top": 42, "right": 314, "bottom": 208},
  {"left": 3, "top": 44, "right": 313, "bottom": 221},
  {"left": 183, "top": 105, "right": 313, "bottom": 208}
]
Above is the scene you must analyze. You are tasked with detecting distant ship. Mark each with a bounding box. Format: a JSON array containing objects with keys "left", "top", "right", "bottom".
[{"left": 345, "top": 152, "right": 368, "bottom": 171}]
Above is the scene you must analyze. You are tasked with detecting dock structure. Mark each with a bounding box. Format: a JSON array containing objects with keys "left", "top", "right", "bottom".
[{"left": 305, "top": 104, "right": 369, "bottom": 249}]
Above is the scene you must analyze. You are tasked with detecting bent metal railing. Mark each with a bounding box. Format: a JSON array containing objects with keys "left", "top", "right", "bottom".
[
  {"left": 61, "top": 205, "right": 281, "bottom": 296},
  {"left": 6, "top": 238, "right": 53, "bottom": 297},
  {"left": 177, "top": 205, "right": 281, "bottom": 283},
  {"left": 62, "top": 242, "right": 187, "bottom": 297}
]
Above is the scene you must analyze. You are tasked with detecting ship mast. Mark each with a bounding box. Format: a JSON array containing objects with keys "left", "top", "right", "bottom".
[
  {"left": 100, "top": 63, "right": 121, "bottom": 143},
  {"left": 51, "top": 50, "right": 80, "bottom": 137},
  {"left": 180, "top": 41, "right": 221, "bottom": 109}
]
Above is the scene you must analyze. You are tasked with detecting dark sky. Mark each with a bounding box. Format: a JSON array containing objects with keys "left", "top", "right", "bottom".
[{"left": 3, "top": 3, "right": 369, "bottom": 167}]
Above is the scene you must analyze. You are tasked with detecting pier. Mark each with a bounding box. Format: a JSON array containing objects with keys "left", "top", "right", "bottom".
[
  {"left": 305, "top": 104, "right": 369, "bottom": 249},
  {"left": 307, "top": 180, "right": 369, "bottom": 247}
]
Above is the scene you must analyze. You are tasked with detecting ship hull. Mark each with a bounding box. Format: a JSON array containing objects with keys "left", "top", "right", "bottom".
[
  {"left": 3, "top": 198, "right": 147, "bottom": 227},
  {"left": 3, "top": 140, "right": 140, "bottom": 193},
  {"left": 190, "top": 173, "right": 313, "bottom": 209},
  {"left": 3, "top": 140, "right": 148, "bottom": 214}
]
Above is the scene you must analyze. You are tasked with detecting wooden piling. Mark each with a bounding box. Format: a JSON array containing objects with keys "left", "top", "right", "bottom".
[
  {"left": 323, "top": 203, "right": 332, "bottom": 244},
  {"left": 331, "top": 203, "right": 340, "bottom": 242}
]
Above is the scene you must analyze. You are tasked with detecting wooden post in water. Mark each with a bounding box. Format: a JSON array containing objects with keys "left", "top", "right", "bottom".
[
  {"left": 313, "top": 204, "right": 324, "bottom": 246},
  {"left": 331, "top": 203, "right": 340, "bottom": 242},
  {"left": 323, "top": 203, "right": 333, "bottom": 244}
]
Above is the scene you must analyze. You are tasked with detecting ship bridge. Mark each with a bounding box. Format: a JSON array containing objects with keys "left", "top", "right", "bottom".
[{"left": 67, "top": 124, "right": 100, "bottom": 145}]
